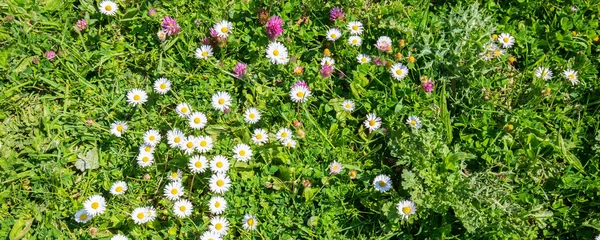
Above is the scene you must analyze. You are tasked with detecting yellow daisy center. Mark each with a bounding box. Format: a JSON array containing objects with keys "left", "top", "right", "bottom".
[
  {"left": 145, "top": 146, "right": 151, "bottom": 152},
  {"left": 91, "top": 202, "right": 99, "bottom": 209},
  {"left": 186, "top": 142, "right": 193, "bottom": 148},
  {"left": 105, "top": 5, "right": 112, "bottom": 11},
  {"left": 273, "top": 49, "right": 279, "bottom": 56},
  {"left": 160, "top": 83, "right": 166, "bottom": 89},
  {"left": 216, "top": 180, "right": 224, "bottom": 187},
  {"left": 352, "top": 25, "right": 358, "bottom": 31},
  {"left": 378, "top": 181, "right": 386, "bottom": 187},
  {"left": 503, "top": 37, "right": 509, "bottom": 43},
  {"left": 80, "top": 213, "right": 88, "bottom": 220},
  {"left": 333, "top": 165, "right": 340, "bottom": 170},
  {"left": 568, "top": 74, "right": 575, "bottom": 79},
  {"left": 137, "top": 212, "right": 145, "bottom": 219},
  {"left": 116, "top": 125, "right": 123, "bottom": 131},
  {"left": 194, "top": 161, "right": 202, "bottom": 168},
  {"left": 239, "top": 150, "right": 246, "bottom": 156},
  {"left": 352, "top": 39, "right": 358, "bottom": 44},
  {"left": 286, "top": 142, "right": 292, "bottom": 147},
  {"left": 181, "top": 107, "right": 188, "bottom": 113},
  {"left": 395, "top": 69, "right": 403, "bottom": 75},
  {"left": 408, "top": 56, "right": 415, "bottom": 63},
  {"left": 171, "top": 188, "right": 178, "bottom": 195},
  {"left": 202, "top": 51, "right": 208, "bottom": 57},
  {"left": 296, "top": 91, "right": 304, "bottom": 98},
  {"left": 143, "top": 156, "right": 149, "bottom": 162},
  {"left": 221, "top": 27, "right": 228, "bottom": 33},
  {"left": 369, "top": 120, "right": 376, "bottom": 127},
  {"left": 215, "top": 223, "right": 223, "bottom": 230},
  {"left": 218, "top": 98, "right": 225, "bottom": 105},
  {"left": 345, "top": 104, "right": 351, "bottom": 109},
  {"left": 411, "top": 120, "right": 417, "bottom": 125},
  {"left": 194, "top": 118, "right": 201, "bottom": 124},
  {"left": 172, "top": 172, "right": 178, "bottom": 178},
  {"left": 402, "top": 206, "right": 411, "bottom": 214},
  {"left": 541, "top": 72, "right": 546, "bottom": 77},
  {"left": 215, "top": 202, "right": 221, "bottom": 208},
  {"left": 281, "top": 132, "right": 287, "bottom": 138},
  {"left": 149, "top": 135, "right": 155, "bottom": 141},
  {"left": 249, "top": 113, "right": 255, "bottom": 119},
  {"left": 174, "top": 137, "right": 181, "bottom": 143},
  {"left": 133, "top": 95, "right": 140, "bottom": 101},
  {"left": 331, "top": 33, "right": 337, "bottom": 39},
  {"left": 179, "top": 206, "right": 186, "bottom": 212},
  {"left": 115, "top": 186, "right": 123, "bottom": 192},
  {"left": 200, "top": 140, "right": 207, "bottom": 147},
  {"left": 247, "top": 218, "right": 254, "bottom": 226},
  {"left": 216, "top": 162, "right": 223, "bottom": 168},
  {"left": 361, "top": 58, "right": 366, "bottom": 62},
  {"left": 256, "top": 134, "right": 262, "bottom": 140},
  {"left": 493, "top": 50, "right": 501, "bottom": 56}
]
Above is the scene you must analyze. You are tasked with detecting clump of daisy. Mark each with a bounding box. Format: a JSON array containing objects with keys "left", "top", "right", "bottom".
[
  {"left": 111, "top": 234, "right": 128, "bottom": 240},
  {"left": 173, "top": 199, "right": 193, "bottom": 218},
  {"left": 364, "top": 113, "right": 382, "bottom": 132},
  {"left": 406, "top": 116, "right": 422, "bottom": 129},
  {"left": 176, "top": 103, "right": 192, "bottom": 117},
  {"left": 233, "top": 144, "right": 253, "bottom": 162},
  {"left": 347, "top": 21, "right": 363, "bottom": 35},
  {"left": 498, "top": 33, "right": 515, "bottom": 48},
  {"left": 290, "top": 81, "right": 311, "bottom": 103},
  {"left": 189, "top": 111, "right": 208, "bottom": 129},
  {"left": 242, "top": 214, "right": 258, "bottom": 231},
  {"left": 167, "top": 129, "right": 184, "bottom": 148},
  {"left": 348, "top": 36, "right": 362, "bottom": 46},
  {"left": 126, "top": 89, "right": 148, "bottom": 106},
  {"left": 110, "top": 121, "right": 128, "bottom": 137},
  {"left": 74, "top": 209, "right": 92, "bottom": 223},
  {"left": 396, "top": 200, "right": 416, "bottom": 219},
  {"left": 110, "top": 181, "right": 128, "bottom": 195},
  {"left": 83, "top": 195, "right": 106, "bottom": 216},
  {"left": 161, "top": 16, "right": 181, "bottom": 36},
  {"left": 143, "top": 130, "right": 161, "bottom": 146},
  {"left": 233, "top": 62, "right": 247, "bottom": 79},
  {"left": 276, "top": 128, "right": 292, "bottom": 142},
  {"left": 329, "top": 161, "right": 343, "bottom": 175},
  {"left": 563, "top": 69, "right": 579, "bottom": 85},
  {"left": 209, "top": 173, "right": 231, "bottom": 194},
  {"left": 189, "top": 155, "right": 209, "bottom": 174},
  {"left": 265, "top": 16, "right": 284, "bottom": 40},
  {"left": 329, "top": 7, "right": 345, "bottom": 22},
  {"left": 180, "top": 136, "right": 199, "bottom": 155},
  {"left": 211, "top": 92, "right": 232, "bottom": 112},
  {"left": 137, "top": 152, "right": 154, "bottom": 167},
  {"left": 131, "top": 206, "right": 155, "bottom": 225},
  {"left": 210, "top": 155, "right": 230, "bottom": 173},
  {"left": 244, "top": 107, "right": 261, "bottom": 124},
  {"left": 99, "top": 1, "right": 118, "bottom": 16},
  {"left": 139, "top": 144, "right": 155, "bottom": 154},
  {"left": 266, "top": 42, "right": 289, "bottom": 65},
  {"left": 535, "top": 67, "right": 553, "bottom": 80},
  {"left": 356, "top": 54, "right": 371, "bottom": 64},
  {"left": 252, "top": 128, "right": 269, "bottom": 145},
  {"left": 390, "top": 63, "right": 409, "bottom": 81},
  {"left": 195, "top": 45, "right": 214, "bottom": 60},
  {"left": 375, "top": 36, "right": 393, "bottom": 53},
  {"left": 209, "top": 196, "right": 227, "bottom": 215},
  {"left": 373, "top": 174, "right": 392, "bottom": 192},
  {"left": 320, "top": 63, "right": 334, "bottom": 78},
  {"left": 326, "top": 28, "right": 342, "bottom": 42},
  {"left": 209, "top": 216, "right": 230, "bottom": 236},
  {"left": 213, "top": 20, "right": 233, "bottom": 38},
  {"left": 153, "top": 77, "right": 171, "bottom": 94},
  {"left": 164, "top": 181, "right": 184, "bottom": 200},
  {"left": 341, "top": 100, "right": 355, "bottom": 112},
  {"left": 168, "top": 169, "right": 182, "bottom": 182},
  {"left": 282, "top": 138, "right": 297, "bottom": 148}
]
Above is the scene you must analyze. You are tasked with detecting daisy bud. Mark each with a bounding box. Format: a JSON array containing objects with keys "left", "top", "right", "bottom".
[
  {"left": 323, "top": 48, "right": 331, "bottom": 56},
  {"left": 593, "top": 36, "right": 599, "bottom": 42},
  {"left": 407, "top": 56, "right": 416, "bottom": 63},
  {"left": 31, "top": 56, "right": 39, "bottom": 64},
  {"left": 504, "top": 124, "right": 514, "bottom": 132},
  {"left": 297, "top": 129, "right": 305, "bottom": 139},
  {"left": 348, "top": 170, "right": 358, "bottom": 179},
  {"left": 394, "top": 52, "right": 403, "bottom": 61},
  {"left": 257, "top": 9, "right": 270, "bottom": 25},
  {"left": 301, "top": 179, "right": 312, "bottom": 188},
  {"left": 143, "top": 173, "right": 151, "bottom": 180},
  {"left": 293, "top": 120, "right": 303, "bottom": 128},
  {"left": 88, "top": 227, "right": 98, "bottom": 236},
  {"left": 294, "top": 66, "right": 304, "bottom": 75},
  {"left": 398, "top": 39, "right": 406, "bottom": 47},
  {"left": 508, "top": 56, "right": 517, "bottom": 63},
  {"left": 224, "top": 107, "right": 231, "bottom": 114},
  {"left": 492, "top": 34, "right": 498, "bottom": 40},
  {"left": 264, "top": 181, "right": 273, "bottom": 189},
  {"left": 148, "top": 8, "right": 157, "bottom": 17}
]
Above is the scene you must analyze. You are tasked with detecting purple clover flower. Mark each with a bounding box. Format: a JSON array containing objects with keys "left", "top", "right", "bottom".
[
  {"left": 293, "top": 80, "right": 310, "bottom": 90},
  {"left": 45, "top": 50, "right": 56, "bottom": 61},
  {"left": 233, "top": 62, "right": 247, "bottom": 79},
  {"left": 75, "top": 19, "right": 87, "bottom": 31},
  {"left": 148, "top": 8, "right": 157, "bottom": 17},
  {"left": 320, "top": 64, "right": 333, "bottom": 78},
  {"left": 266, "top": 16, "right": 284, "bottom": 40},
  {"left": 422, "top": 81, "right": 435, "bottom": 93},
  {"left": 330, "top": 7, "right": 345, "bottom": 22},
  {"left": 161, "top": 16, "right": 181, "bottom": 36}
]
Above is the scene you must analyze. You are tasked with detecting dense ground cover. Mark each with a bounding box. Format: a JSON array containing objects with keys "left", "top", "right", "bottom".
[{"left": 1, "top": 0, "right": 600, "bottom": 239}]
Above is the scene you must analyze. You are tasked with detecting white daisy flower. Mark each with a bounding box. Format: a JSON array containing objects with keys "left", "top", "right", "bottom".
[
  {"left": 208, "top": 196, "right": 227, "bottom": 215},
  {"left": 74, "top": 209, "right": 92, "bottom": 223},
  {"left": 491, "top": 48, "right": 505, "bottom": 57},
  {"left": 211, "top": 91, "right": 232, "bottom": 112},
  {"left": 143, "top": 129, "right": 161, "bottom": 146},
  {"left": 145, "top": 206, "right": 157, "bottom": 222},
  {"left": 348, "top": 36, "right": 362, "bottom": 46},
  {"left": 153, "top": 78, "right": 171, "bottom": 94},
  {"left": 188, "top": 155, "right": 209, "bottom": 174},
  {"left": 266, "top": 42, "right": 289, "bottom": 65},
  {"left": 126, "top": 89, "right": 148, "bottom": 106},
  {"left": 189, "top": 112, "right": 208, "bottom": 129},
  {"left": 163, "top": 181, "right": 184, "bottom": 201},
  {"left": 195, "top": 45, "right": 213, "bottom": 60},
  {"left": 535, "top": 67, "right": 553, "bottom": 80},
  {"left": 290, "top": 85, "right": 311, "bottom": 103},
  {"left": 396, "top": 200, "right": 416, "bottom": 219},
  {"left": 251, "top": 128, "right": 269, "bottom": 145},
  {"left": 139, "top": 144, "right": 155, "bottom": 154},
  {"left": 209, "top": 173, "right": 231, "bottom": 194},
  {"left": 109, "top": 181, "right": 128, "bottom": 195},
  {"left": 213, "top": 20, "right": 233, "bottom": 38},
  {"left": 111, "top": 234, "right": 128, "bottom": 240},
  {"left": 110, "top": 121, "right": 128, "bottom": 137},
  {"left": 242, "top": 214, "right": 258, "bottom": 231},
  {"left": 406, "top": 116, "right": 422, "bottom": 129},
  {"left": 157, "top": 30, "right": 167, "bottom": 41},
  {"left": 166, "top": 128, "right": 185, "bottom": 148},
  {"left": 173, "top": 199, "right": 193, "bottom": 218},
  {"left": 563, "top": 69, "right": 579, "bottom": 85},
  {"left": 232, "top": 144, "right": 252, "bottom": 162},
  {"left": 136, "top": 152, "right": 154, "bottom": 167},
  {"left": 83, "top": 195, "right": 106, "bottom": 216},
  {"left": 243, "top": 108, "right": 261, "bottom": 124},
  {"left": 347, "top": 21, "right": 363, "bottom": 35},
  {"left": 168, "top": 169, "right": 182, "bottom": 182},
  {"left": 283, "top": 138, "right": 297, "bottom": 148},
  {"left": 99, "top": 1, "right": 118, "bottom": 16},
  {"left": 131, "top": 207, "right": 150, "bottom": 225},
  {"left": 364, "top": 113, "right": 382, "bottom": 132},
  {"left": 210, "top": 155, "right": 230, "bottom": 173},
  {"left": 321, "top": 57, "right": 335, "bottom": 66},
  {"left": 209, "top": 216, "right": 230, "bottom": 236},
  {"left": 498, "top": 33, "right": 515, "bottom": 48},
  {"left": 356, "top": 54, "right": 371, "bottom": 64},
  {"left": 180, "top": 136, "right": 199, "bottom": 155},
  {"left": 596, "top": 234, "right": 600, "bottom": 240},
  {"left": 276, "top": 128, "right": 292, "bottom": 142},
  {"left": 200, "top": 231, "right": 223, "bottom": 240},
  {"left": 375, "top": 36, "right": 393, "bottom": 51},
  {"left": 390, "top": 63, "right": 409, "bottom": 81},
  {"left": 326, "top": 28, "right": 342, "bottom": 41},
  {"left": 373, "top": 174, "right": 392, "bottom": 192},
  {"left": 176, "top": 103, "right": 192, "bottom": 117},
  {"left": 329, "top": 161, "right": 343, "bottom": 175},
  {"left": 196, "top": 135, "right": 214, "bottom": 153},
  {"left": 341, "top": 100, "right": 355, "bottom": 112}
]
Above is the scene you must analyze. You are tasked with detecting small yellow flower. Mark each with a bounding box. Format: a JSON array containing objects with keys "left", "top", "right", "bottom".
[
  {"left": 571, "top": 31, "right": 577, "bottom": 36},
  {"left": 593, "top": 36, "right": 599, "bottom": 42},
  {"left": 492, "top": 34, "right": 498, "bottom": 40},
  {"left": 323, "top": 48, "right": 331, "bottom": 57},
  {"left": 348, "top": 170, "right": 357, "bottom": 179},
  {"left": 87, "top": 89, "right": 93, "bottom": 93},
  {"left": 297, "top": 129, "right": 305, "bottom": 138},
  {"left": 394, "top": 52, "right": 403, "bottom": 61},
  {"left": 407, "top": 56, "right": 416, "bottom": 63},
  {"left": 398, "top": 39, "right": 406, "bottom": 47},
  {"left": 508, "top": 56, "right": 516, "bottom": 63},
  {"left": 504, "top": 124, "right": 514, "bottom": 132}
]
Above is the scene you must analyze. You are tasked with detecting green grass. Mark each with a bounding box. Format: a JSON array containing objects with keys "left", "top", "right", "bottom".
[{"left": 1, "top": 0, "right": 600, "bottom": 239}]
